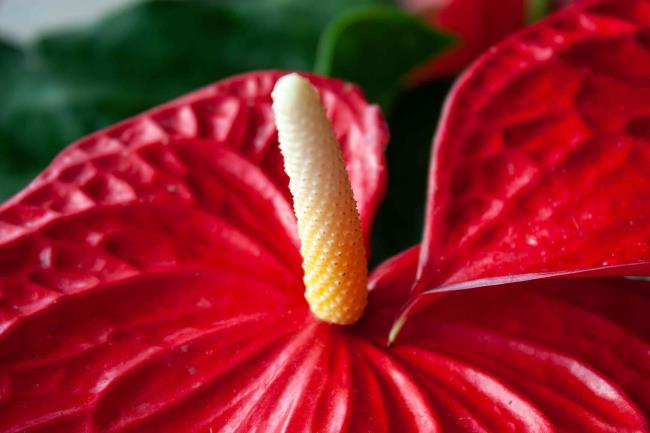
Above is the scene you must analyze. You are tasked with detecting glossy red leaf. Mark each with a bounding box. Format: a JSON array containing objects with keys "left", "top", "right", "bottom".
[
  {"left": 413, "top": 0, "right": 650, "bottom": 304},
  {"left": 400, "top": 0, "right": 527, "bottom": 81}
]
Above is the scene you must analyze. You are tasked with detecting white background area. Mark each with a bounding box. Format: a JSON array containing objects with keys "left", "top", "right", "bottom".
[{"left": 0, "top": 0, "right": 134, "bottom": 43}]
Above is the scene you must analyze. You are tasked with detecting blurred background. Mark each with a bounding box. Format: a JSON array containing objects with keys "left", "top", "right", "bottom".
[
  {"left": 0, "top": 0, "right": 133, "bottom": 42},
  {"left": 0, "top": 0, "right": 561, "bottom": 264}
]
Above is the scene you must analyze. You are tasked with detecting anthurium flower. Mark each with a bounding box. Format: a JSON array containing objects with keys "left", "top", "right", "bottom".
[
  {"left": 0, "top": 2, "right": 649, "bottom": 433},
  {"left": 400, "top": 0, "right": 528, "bottom": 81}
]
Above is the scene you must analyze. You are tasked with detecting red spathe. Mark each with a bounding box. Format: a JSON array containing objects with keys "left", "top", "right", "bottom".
[{"left": 402, "top": 0, "right": 526, "bottom": 81}]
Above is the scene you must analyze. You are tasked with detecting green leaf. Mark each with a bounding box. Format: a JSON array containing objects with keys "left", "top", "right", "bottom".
[
  {"left": 0, "top": 41, "right": 37, "bottom": 176},
  {"left": 527, "top": 0, "right": 550, "bottom": 23},
  {"left": 3, "top": 73, "right": 157, "bottom": 165},
  {"left": 315, "top": 6, "right": 452, "bottom": 111},
  {"left": 37, "top": 1, "right": 311, "bottom": 96},
  {"left": 370, "top": 79, "right": 454, "bottom": 266},
  {"left": 0, "top": 169, "right": 40, "bottom": 199},
  {"left": 0, "top": 39, "right": 24, "bottom": 76}
]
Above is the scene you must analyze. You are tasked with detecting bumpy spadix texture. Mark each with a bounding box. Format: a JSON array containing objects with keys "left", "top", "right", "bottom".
[{"left": 272, "top": 74, "right": 367, "bottom": 325}]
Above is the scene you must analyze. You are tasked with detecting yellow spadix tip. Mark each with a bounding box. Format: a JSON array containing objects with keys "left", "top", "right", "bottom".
[{"left": 272, "top": 73, "right": 368, "bottom": 325}]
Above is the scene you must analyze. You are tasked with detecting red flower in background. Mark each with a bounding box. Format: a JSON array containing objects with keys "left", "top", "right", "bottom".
[
  {"left": 1, "top": 1, "right": 650, "bottom": 432},
  {"left": 401, "top": 0, "right": 528, "bottom": 81}
]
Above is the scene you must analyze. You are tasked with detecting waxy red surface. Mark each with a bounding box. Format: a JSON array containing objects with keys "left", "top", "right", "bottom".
[
  {"left": 1, "top": 1, "right": 650, "bottom": 431},
  {"left": 409, "top": 0, "right": 650, "bottom": 310},
  {"left": 401, "top": 0, "right": 526, "bottom": 81}
]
